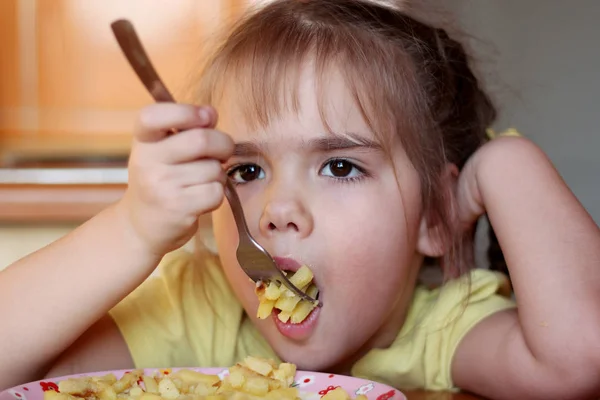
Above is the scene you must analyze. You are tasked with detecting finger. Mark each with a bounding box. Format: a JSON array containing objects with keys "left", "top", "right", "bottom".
[
  {"left": 182, "top": 182, "right": 225, "bottom": 215},
  {"left": 171, "top": 160, "right": 226, "bottom": 187},
  {"left": 134, "top": 104, "right": 218, "bottom": 143},
  {"left": 156, "top": 128, "right": 235, "bottom": 164}
]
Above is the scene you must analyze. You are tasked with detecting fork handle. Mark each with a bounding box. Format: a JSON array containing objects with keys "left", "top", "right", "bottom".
[{"left": 111, "top": 20, "right": 175, "bottom": 103}]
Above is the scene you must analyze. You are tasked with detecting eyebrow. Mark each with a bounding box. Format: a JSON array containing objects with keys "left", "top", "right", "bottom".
[{"left": 233, "top": 133, "right": 383, "bottom": 157}]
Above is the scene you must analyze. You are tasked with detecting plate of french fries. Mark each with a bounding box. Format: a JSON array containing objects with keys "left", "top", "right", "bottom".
[{"left": 0, "top": 357, "right": 404, "bottom": 400}]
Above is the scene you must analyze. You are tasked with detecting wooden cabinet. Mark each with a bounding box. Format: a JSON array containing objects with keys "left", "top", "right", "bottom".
[
  {"left": 0, "top": 0, "right": 246, "bottom": 161},
  {"left": 0, "top": 0, "right": 247, "bottom": 222}
]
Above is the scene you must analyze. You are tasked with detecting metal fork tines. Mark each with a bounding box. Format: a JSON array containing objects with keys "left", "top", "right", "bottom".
[{"left": 110, "top": 19, "right": 319, "bottom": 305}]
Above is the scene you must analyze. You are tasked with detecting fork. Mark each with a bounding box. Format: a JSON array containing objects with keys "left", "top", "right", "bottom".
[{"left": 110, "top": 19, "right": 319, "bottom": 305}]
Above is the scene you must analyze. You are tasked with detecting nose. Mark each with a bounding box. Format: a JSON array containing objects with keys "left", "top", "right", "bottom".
[{"left": 259, "top": 193, "right": 314, "bottom": 238}]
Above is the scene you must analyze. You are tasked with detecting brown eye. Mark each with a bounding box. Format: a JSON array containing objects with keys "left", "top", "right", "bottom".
[
  {"left": 229, "top": 164, "right": 265, "bottom": 183},
  {"left": 321, "top": 159, "right": 361, "bottom": 178},
  {"left": 331, "top": 160, "right": 352, "bottom": 177}
]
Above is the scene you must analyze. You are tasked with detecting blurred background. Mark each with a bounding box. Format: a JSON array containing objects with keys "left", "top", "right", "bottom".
[{"left": 1, "top": 0, "right": 598, "bottom": 269}]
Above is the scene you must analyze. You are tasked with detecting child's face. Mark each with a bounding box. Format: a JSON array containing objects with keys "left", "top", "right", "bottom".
[{"left": 211, "top": 64, "right": 427, "bottom": 371}]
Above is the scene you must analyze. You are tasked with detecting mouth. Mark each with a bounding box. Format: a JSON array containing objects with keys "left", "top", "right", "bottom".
[
  {"left": 260, "top": 256, "right": 322, "bottom": 339},
  {"left": 272, "top": 305, "right": 321, "bottom": 340}
]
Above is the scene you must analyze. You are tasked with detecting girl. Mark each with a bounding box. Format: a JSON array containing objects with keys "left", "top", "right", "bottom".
[{"left": 1, "top": 1, "right": 599, "bottom": 398}]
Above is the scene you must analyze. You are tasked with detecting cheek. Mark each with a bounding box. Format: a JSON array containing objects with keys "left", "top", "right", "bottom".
[
  {"left": 323, "top": 207, "right": 412, "bottom": 295},
  {"left": 317, "top": 178, "right": 422, "bottom": 308}
]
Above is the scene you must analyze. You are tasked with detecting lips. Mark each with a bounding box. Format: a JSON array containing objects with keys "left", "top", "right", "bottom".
[
  {"left": 273, "top": 257, "right": 302, "bottom": 273},
  {"left": 272, "top": 305, "right": 321, "bottom": 340}
]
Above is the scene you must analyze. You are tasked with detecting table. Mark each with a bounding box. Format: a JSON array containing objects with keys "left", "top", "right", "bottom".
[{"left": 404, "top": 390, "right": 484, "bottom": 400}]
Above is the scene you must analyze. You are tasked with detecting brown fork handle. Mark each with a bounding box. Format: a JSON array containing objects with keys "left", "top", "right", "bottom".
[{"left": 111, "top": 20, "right": 175, "bottom": 103}]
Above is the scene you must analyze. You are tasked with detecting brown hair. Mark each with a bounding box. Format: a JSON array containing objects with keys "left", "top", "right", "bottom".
[{"left": 191, "top": 0, "right": 506, "bottom": 281}]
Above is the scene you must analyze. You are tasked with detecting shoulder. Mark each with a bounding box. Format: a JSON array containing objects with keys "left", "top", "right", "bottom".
[{"left": 352, "top": 269, "right": 515, "bottom": 390}]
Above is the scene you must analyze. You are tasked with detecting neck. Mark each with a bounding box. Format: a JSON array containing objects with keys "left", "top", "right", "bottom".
[
  {"left": 328, "top": 256, "right": 423, "bottom": 375},
  {"left": 329, "top": 286, "right": 416, "bottom": 376}
]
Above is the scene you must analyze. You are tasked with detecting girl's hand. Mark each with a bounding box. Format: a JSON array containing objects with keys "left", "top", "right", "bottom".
[
  {"left": 455, "top": 143, "right": 487, "bottom": 233},
  {"left": 118, "top": 103, "right": 234, "bottom": 256}
]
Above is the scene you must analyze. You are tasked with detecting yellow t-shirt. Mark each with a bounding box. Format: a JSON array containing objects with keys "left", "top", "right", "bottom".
[{"left": 109, "top": 250, "right": 515, "bottom": 390}]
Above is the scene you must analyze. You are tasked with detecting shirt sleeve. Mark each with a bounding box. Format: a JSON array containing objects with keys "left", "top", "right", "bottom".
[
  {"left": 109, "top": 250, "right": 246, "bottom": 368},
  {"left": 351, "top": 269, "right": 516, "bottom": 391}
]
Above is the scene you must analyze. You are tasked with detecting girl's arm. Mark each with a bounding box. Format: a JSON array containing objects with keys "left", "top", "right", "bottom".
[
  {"left": 0, "top": 104, "right": 232, "bottom": 391},
  {"left": 0, "top": 204, "right": 160, "bottom": 390},
  {"left": 451, "top": 136, "right": 600, "bottom": 400}
]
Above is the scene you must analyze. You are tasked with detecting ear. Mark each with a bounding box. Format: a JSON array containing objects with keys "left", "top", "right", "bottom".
[{"left": 416, "top": 164, "right": 459, "bottom": 257}]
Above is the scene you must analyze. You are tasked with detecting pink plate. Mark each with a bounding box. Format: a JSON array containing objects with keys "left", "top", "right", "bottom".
[{"left": 0, "top": 368, "right": 405, "bottom": 400}]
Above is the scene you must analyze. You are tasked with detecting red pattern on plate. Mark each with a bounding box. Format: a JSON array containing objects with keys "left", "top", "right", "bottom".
[
  {"left": 376, "top": 390, "right": 396, "bottom": 400},
  {"left": 318, "top": 385, "right": 340, "bottom": 395},
  {"left": 39, "top": 383, "right": 58, "bottom": 392}
]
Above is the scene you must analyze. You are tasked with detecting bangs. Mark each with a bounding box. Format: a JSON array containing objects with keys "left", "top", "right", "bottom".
[{"left": 193, "top": 0, "right": 425, "bottom": 150}]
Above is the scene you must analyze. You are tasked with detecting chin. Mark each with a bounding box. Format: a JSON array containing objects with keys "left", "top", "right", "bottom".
[{"left": 268, "top": 336, "right": 355, "bottom": 372}]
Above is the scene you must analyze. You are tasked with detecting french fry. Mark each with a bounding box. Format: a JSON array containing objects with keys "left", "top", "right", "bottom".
[
  {"left": 264, "top": 282, "right": 282, "bottom": 300},
  {"left": 242, "top": 375, "right": 270, "bottom": 396},
  {"left": 157, "top": 378, "right": 180, "bottom": 399},
  {"left": 243, "top": 356, "right": 274, "bottom": 376},
  {"left": 138, "top": 394, "right": 162, "bottom": 400},
  {"left": 128, "top": 387, "right": 143, "bottom": 398},
  {"left": 171, "top": 370, "right": 220, "bottom": 387},
  {"left": 142, "top": 376, "right": 159, "bottom": 394},
  {"left": 274, "top": 295, "right": 302, "bottom": 313},
  {"left": 57, "top": 378, "right": 94, "bottom": 396},
  {"left": 256, "top": 299, "right": 275, "bottom": 319},
  {"left": 290, "top": 285, "right": 319, "bottom": 324},
  {"left": 321, "top": 387, "right": 351, "bottom": 400},
  {"left": 113, "top": 372, "right": 143, "bottom": 394},
  {"left": 288, "top": 266, "right": 313, "bottom": 288},
  {"left": 277, "top": 310, "right": 292, "bottom": 323},
  {"left": 44, "top": 391, "right": 76, "bottom": 400}
]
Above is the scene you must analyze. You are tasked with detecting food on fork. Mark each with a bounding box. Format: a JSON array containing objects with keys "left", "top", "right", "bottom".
[
  {"left": 255, "top": 266, "right": 319, "bottom": 323},
  {"left": 43, "top": 357, "right": 366, "bottom": 400}
]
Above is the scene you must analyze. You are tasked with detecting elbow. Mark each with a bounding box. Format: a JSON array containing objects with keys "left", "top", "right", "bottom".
[
  {"left": 540, "top": 349, "right": 600, "bottom": 399},
  {"left": 549, "top": 369, "right": 600, "bottom": 400}
]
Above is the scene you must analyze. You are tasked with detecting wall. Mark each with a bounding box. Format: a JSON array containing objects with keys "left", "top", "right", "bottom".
[{"left": 451, "top": 0, "right": 599, "bottom": 223}]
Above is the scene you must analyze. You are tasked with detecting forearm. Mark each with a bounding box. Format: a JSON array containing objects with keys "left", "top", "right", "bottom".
[
  {"left": 471, "top": 137, "right": 600, "bottom": 368},
  {"left": 0, "top": 202, "right": 162, "bottom": 389}
]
